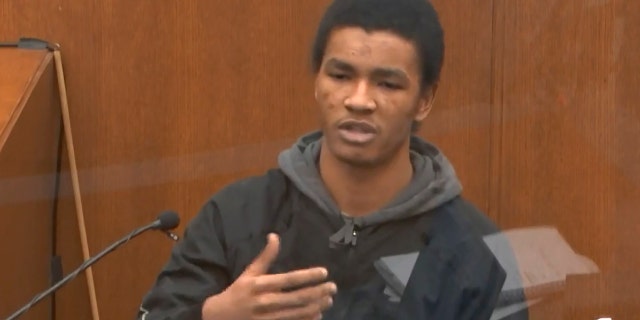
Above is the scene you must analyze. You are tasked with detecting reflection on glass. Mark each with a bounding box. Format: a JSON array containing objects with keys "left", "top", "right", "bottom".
[{"left": 484, "top": 227, "right": 599, "bottom": 319}]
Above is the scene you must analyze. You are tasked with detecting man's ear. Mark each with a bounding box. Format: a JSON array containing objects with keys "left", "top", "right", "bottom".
[
  {"left": 313, "top": 76, "right": 320, "bottom": 101},
  {"left": 414, "top": 84, "right": 438, "bottom": 122}
]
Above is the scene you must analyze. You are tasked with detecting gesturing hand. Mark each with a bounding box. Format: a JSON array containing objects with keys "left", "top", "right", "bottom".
[{"left": 202, "top": 233, "right": 337, "bottom": 320}]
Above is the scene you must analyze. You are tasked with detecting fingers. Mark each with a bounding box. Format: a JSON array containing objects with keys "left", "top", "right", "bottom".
[
  {"left": 254, "top": 300, "right": 331, "bottom": 320},
  {"left": 244, "top": 233, "right": 280, "bottom": 276},
  {"left": 252, "top": 283, "right": 336, "bottom": 320},
  {"left": 254, "top": 282, "right": 336, "bottom": 312},
  {"left": 237, "top": 233, "right": 336, "bottom": 320},
  {"left": 252, "top": 267, "right": 329, "bottom": 293}
]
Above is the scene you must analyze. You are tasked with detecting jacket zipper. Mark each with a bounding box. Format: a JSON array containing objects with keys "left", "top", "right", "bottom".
[
  {"left": 347, "top": 227, "right": 358, "bottom": 260},
  {"left": 338, "top": 227, "right": 359, "bottom": 320}
]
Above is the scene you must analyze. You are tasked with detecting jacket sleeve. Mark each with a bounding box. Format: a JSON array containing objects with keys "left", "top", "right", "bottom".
[
  {"left": 137, "top": 201, "right": 231, "bottom": 320},
  {"left": 397, "top": 237, "right": 508, "bottom": 320},
  {"left": 398, "top": 198, "right": 523, "bottom": 320},
  {"left": 455, "top": 246, "right": 508, "bottom": 320}
]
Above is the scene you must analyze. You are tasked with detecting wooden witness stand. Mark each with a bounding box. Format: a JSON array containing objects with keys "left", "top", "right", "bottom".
[{"left": 0, "top": 39, "right": 99, "bottom": 319}]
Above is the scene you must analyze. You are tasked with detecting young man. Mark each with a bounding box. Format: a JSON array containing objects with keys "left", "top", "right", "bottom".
[{"left": 138, "top": 0, "right": 508, "bottom": 319}]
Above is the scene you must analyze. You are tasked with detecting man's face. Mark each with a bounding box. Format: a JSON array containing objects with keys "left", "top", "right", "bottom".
[{"left": 315, "top": 27, "right": 435, "bottom": 167}]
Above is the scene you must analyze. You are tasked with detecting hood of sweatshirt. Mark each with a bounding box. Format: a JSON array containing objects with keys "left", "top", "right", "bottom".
[{"left": 277, "top": 131, "right": 462, "bottom": 246}]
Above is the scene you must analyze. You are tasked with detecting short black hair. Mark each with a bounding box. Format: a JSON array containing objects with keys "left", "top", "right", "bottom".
[{"left": 311, "top": 0, "right": 445, "bottom": 90}]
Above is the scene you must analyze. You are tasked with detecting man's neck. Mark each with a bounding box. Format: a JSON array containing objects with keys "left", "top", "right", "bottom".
[{"left": 319, "top": 144, "right": 414, "bottom": 217}]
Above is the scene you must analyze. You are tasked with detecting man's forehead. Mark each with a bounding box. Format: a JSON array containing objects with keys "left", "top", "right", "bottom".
[
  {"left": 350, "top": 43, "right": 373, "bottom": 57},
  {"left": 324, "top": 28, "right": 420, "bottom": 74},
  {"left": 328, "top": 28, "right": 412, "bottom": 47},
  {"left": 326, "top": 28, "right": 417, "bottom": 58}
]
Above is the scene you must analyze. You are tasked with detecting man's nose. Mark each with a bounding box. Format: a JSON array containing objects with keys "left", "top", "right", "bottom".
[{"left": 344, "top": 80, "right": 376, "bottom": 112}]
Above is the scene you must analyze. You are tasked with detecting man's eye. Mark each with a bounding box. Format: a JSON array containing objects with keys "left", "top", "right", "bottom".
[
  {"left": 379, "top": 81, "right": 401, "bottom": 90},
  {"left": 329, "top": 73, "right": 349, "bottom": 80}
]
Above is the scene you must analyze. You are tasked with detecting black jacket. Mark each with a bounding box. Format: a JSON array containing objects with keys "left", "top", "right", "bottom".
[
  {"left": 138, "top": 133, "right": 520, "bottom": 319},
  {"left": 137, "top": 169, "right": 508, "bottom": 320}
]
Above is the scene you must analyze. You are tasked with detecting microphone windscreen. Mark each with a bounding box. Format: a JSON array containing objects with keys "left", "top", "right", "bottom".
[{"left": 157, "top": 210, "right": 180, "bottom": 230}]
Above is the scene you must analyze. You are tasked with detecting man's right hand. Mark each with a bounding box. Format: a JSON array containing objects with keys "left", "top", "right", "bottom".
[{"left": 202, "top": 233, "right": 337, "bottom": 320}]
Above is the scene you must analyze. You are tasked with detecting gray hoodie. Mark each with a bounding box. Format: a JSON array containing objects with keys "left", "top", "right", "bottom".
[{"left": 278, "top": 131, "right": 463, "bottom": 246}]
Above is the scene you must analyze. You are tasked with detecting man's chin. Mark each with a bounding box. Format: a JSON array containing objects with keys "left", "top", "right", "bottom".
[{"left": 334, "top": 151, "right": 380, "bottom": 168}]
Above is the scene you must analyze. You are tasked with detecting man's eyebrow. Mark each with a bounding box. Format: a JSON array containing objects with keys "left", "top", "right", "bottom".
[
  {"left": 324, "top": 58, "right": 355, "bottom": 72},
  {"left": 324, "top": 58, "right": 410, "bottom": 82},
  {"left": 371, "top": 68, "right": 409, "bottom": 82}
]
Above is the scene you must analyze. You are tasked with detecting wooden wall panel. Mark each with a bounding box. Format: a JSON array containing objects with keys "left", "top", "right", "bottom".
[
  {"left": 613, "top": 0, "right": 640, "bottom": 274},
  {"left": 424, "top": 0, "right": 495, "bottom": 216},
  {"left": 492, "top": 0, "right": 640, "bottom": 317},
  {"left": 0, "top": 51, "right": 60, "bottom": 320},
  {"left": 53, "top": 142, "right": 91, "bottom": 320},
  {"left": 492, "top": 0, "right": 616, "bottom": 272}
]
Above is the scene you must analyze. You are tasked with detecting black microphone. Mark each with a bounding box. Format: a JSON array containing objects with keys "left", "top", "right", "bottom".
[
  {"left": 4, "top": 211, "right": 181, "bottom": 320},
  {"left": 155, "top": 210, "right": 181, "bottom": 241}
]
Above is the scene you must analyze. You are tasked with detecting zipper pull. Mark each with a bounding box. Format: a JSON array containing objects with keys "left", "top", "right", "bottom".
[{"left": 350, "top": 229, "right": 358, "bottom": 246}]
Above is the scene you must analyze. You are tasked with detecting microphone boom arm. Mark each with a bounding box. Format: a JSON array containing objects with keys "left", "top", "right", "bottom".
[{"left": 6, "top": 223, "right": 158, "bottom": 320}]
